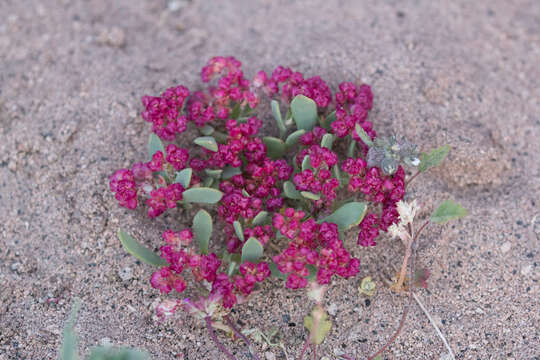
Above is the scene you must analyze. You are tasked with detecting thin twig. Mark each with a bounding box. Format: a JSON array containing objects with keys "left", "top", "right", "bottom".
[
  {"left": 224, "top": 315, "right": 261, "bottom": 360},
  {"left": 312, "top": 344, "right": 317, "bottom": 360},
  {"left": 205, "top": 316, "right": 237, "bottom": 360},
  {"left": 412, "top": 293, "right": 456, "bottom": 360},
  {"left": 298, "top": 336, "right": 311, "bottom": 360},
  {"left": 405, "top": 171, "right": 421, "bottom": 189}
]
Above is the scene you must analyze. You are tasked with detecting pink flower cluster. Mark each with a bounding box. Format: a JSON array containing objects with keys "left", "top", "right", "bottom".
[
  {"left": 331, "top": 82, "right": 376, "bottom": 147},
  {"left": 272, "top": 214, "right": 360, "bottom": 289},
  {"left": 342, "top": 161, "right": 406, "bottom": 246},
  {"left": 294, "top": 145, "right": 340, "bottom": 207},
  {"left": 141, "top": 85, "right": 190, "bottom": 141},
  {"left": 254, "top": 66, "right": 332, "bottom": 107}
]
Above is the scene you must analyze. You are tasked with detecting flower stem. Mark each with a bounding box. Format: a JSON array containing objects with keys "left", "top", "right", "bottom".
[
  {"left": 405, "top": 170, "right": 421, "bottom": 189},
  {"left": 298, "top": 336, "right": 311, "bottom": 360},
  {"left": 224, "top": 315, "right": 260, "bottom": 360},
  {"left": 205, "top": 316, "right": 237, "bottom": 360}
]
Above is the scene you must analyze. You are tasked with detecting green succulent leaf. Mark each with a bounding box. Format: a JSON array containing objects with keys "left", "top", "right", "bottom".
[
  {"left": 194, "top": 136, "right": 218, "bottom": 152},
  {"left": 60, "top": 299, "right": 81, "bottom": 360},
  {"left": 283, "top": 181, "right": 302, "bottom": 200},
  {"left": 354, "top": 123, "right": 374, "bottom": 147},
  {"left": 301, "top": 191, "right": 321, "bottom": 201},
  {"left": 304, "top": 308, "right": 332, "bottom": 345},
  {"left": 431, "top": 199, "right": 467, "bottom": 224},
  {"left": 200, "top": 125, "right": 215, "bottom": 136},
  {"left": 271, "top": 100, "right": 287, "bottom": 138},
  {"left": 148, "top": 133, "right": 165, "bottom": 161},
  {"left": 222, "top": 166, "right": 242, "bottom": 180},
  {"left": 202, "top": 177, "right": 214, "bottom": 188},
  {"left": 174, "top": 168, "right": 192, "bottom": 188},
  {"left": 117, "top": 229, "right": 167, "bottom": 267},
  {"left": 193, "top": 210, "right": 212, "bottom": 255},
  {"left": 262, "top": 136, "right": 286, "bottom": 159},
  {"left": 301, "top": 155, "right": 313, "bottom": 171},
  {"left": 285, "top": 129, "right": 306, "bottom": 147},
  {"left": 230, "top": 103, "right": 242, "bottom": 119},
  {"left": 306, "top": 264, "right": 318, "bottom": 281},
  {"left": 182, "top": 187, "right": 223, "bottom": 203},
  {"left": 320, "top": 133, "right": 335, "bottom": 149},
  {"left": 241, "top": 237, "right": 264, "bottom": 263},
  {"left": 291, "top": 95, "right": 318, "bottom": 131},
  {"left": 205, "top": 169, "right": 223, "bottom": 179},
  {"left": 418, "top": 144, "right": 450, "bottom": 172},
  {"left": 269, "top": 261, "right": 287, "bottom": 280},
  {"left": 233, "top": 221, "right": 244, "bottom": 241},
  {"left": 252, "top": 211, "right": 268, "bottom": 226},
  {"left": 88, "top": 346, "right": 149, "bottom": 360},
  {"left": 318, "top": 202, "right": 367, "bottom": 231}
]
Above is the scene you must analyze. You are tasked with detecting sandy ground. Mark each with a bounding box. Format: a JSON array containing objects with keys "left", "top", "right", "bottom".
[{"left": 0, "top": 0, "right": 539, "bottom": 359}]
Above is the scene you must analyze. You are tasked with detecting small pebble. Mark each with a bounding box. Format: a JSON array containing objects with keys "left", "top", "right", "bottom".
[
  {"left": 521, "top": 264, "right": 533, "bottom": 276},
  {"left": 264, "top": 351, "right": 275, "bottom": 360},
  {"left": 327, "top": 303, "right": 338, "bottom": 316},
  {"left": 118, "top": 267, "right": 133, "bottom": 281},
  {"left": 500, "top": 242, "right": 512, "bottom": 253}
]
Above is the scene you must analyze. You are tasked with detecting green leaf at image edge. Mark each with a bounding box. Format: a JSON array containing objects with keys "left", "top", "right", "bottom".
[
  {"left": 193, "top": 210, "right": 212, "bottom": 255},
  {"left": 418, "top": 144, "right": 450, "bottom": 172},
  {"left": 182, "top": 187, "right": 223, "bottom": 203},
  {"left": 60, "top": 299, "right": 81, "bottom": 360},
  {"left": 285, "top": 129, "right": 306, "bottom": 147},
  {"left": 241, "top": 237, "right": 263, "bottom": 263},
  {"left": 431, "top": 199, "right": 467, "bottom": 224},
  {"left": 318, "top": 202, "right": 367, "bottom": 231},
  {"left": 291, "top": 95, "right": 318, "bottom": 131},
  {"left": 148, "top": 133, "right": 165, "bottom": 161},
  {"left": 304, "top": 309, "right": 332, "bottom": 345},
  {"left": 118, "top": 229, "right": 167, "bottom": 267}
]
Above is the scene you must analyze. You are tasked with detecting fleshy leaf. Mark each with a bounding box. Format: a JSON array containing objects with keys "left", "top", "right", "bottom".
[
  {"left": 182, "top": 188, "right": 223, "bottom": 203},
  {"left": 194, "top": 136, "right": 218, "bottom": 152},
  {"left": 148, "top": 133, "right": 165, "bottom": 161},
  {"left": 283, "top": 181, "right": 302, "bottom": 199},
  {"left": 418, "top": 144, "right": 450, "bottom": 172},
  {"left": 222, "top": 166, "right": 242, "bottom": 180},
  {"left": 60, "top": 299, "right": 81, "bottom": 360},
  {"left": 193, "top": 210, "right": 212, "bottom": 255},
  {"left": 252, "top": 211, "right": 268, "bottom": 226},
  {"left": 262, "top": 136, "right": 286, "bottom": 159},
  {"left": 301, "top": 155, "right": 313, "bottom": 171},
  {"left": 269, "top": 261, "right": 287, "bottom": 280},
  {"left": 230, "top": 103, "right": 242, "bottom": 119},
  {"left": 431, "top": 199, "right": 467, "bottom": 224},
  {"left": 271, "top": 100, "right": 287, "bottom": 138},
  {"left": 205, "top": 169, "right": 223, "bottom": 179},
  {"left": 285, "top": 129, "right": 306, "bottom": 147},
  {"left": 200, "top": 125, "right": 215, "bottom": 136},
  {"left": 88, "top": 346, "right": 148, "bottom": 360},
  {"left": 233, "top": 221, "right": 244, "bottom": 241},
  {"left": 320, "top": 133, "right": 335, "bottom": 149},
  {"left": 359, "top": 276, "right": 376, "bottom": 296},
  {"left": 291, "top": 95, "right": 318, "bottom": 131},
  {"left": 174, "top": 168, "right": 192, "bottom": 188},
  {"left": 306, "top": 264, "right": 317, "bottom": 281},
  {"left": 241, "top": 237, "right": 263, "bottom": 263},
  {"left": 318, "top": 202, "right": 367, "bottom": 231},
  {"left": 301, "top": 191, "right": 320, "bottom": 201},
  {"left": 354, "top": 123, "right": 374, "bottom": 147},
  {"left": 118, "top": 229, "right": 167, "bottom": 267},
  {"left": 304, "top": 308, "right": 332, "bottom": 345}
]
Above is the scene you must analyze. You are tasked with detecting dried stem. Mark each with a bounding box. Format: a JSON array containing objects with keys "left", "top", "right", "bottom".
[
  {"left": 298, "top": 336, "right": 311, "bottom": 360},
  {"left": 405, "top": 170, "right": 421, "bottom": 189},
  {"left": 205, "top": 316, "right": 237, "bottom": 360},
  {"left": 312, "top": 344, "right": 317, "bottom": 360},
  {"left": 224, "top": 315, "right": 261, "bottom": 360},
  {"left": 412, "top": 293, "right": 456, "bottom": 360}
]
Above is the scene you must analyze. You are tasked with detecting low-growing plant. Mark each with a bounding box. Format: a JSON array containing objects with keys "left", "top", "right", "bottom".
[{"left": 109, "top": 57, "right": 466, "bottom": 359}]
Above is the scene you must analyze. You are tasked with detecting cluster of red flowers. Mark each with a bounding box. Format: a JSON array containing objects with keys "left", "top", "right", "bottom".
[{"left": 111, "top": 56, "right": 408, "bottom": 312}]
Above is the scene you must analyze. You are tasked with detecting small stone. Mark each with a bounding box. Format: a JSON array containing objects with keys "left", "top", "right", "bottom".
[
  {"left": 97, "top": 27, "right": 126, "bottom": 48},
  {"left": 521, "top": 264, "right": 533, "bottom": 276},
  {"left": 500, "top": 242, "right": 512, "bottom": 254},
  {"left": 264, "top": 351, "right": 275, "bottom": 360},
  {"left": 333, "top": 348, "right": 345, "bottom": 356},
  {"left": 7, "top": 160, "right": 16, "bottom": 171},
  {"left": 327, "top": 303, "right": 338, "bottom": 316},
  {"left": 168, "top": 0, "right": 187, "bottom": 12},
  {"left": 439, "top": 353, "right": 453, "bottom": 360},
  {"left": 99, "top": 337, "right": 111, "bottom": 346},
  {"left": 118, "top": 267, "right": 133, "bottom": 281}
]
